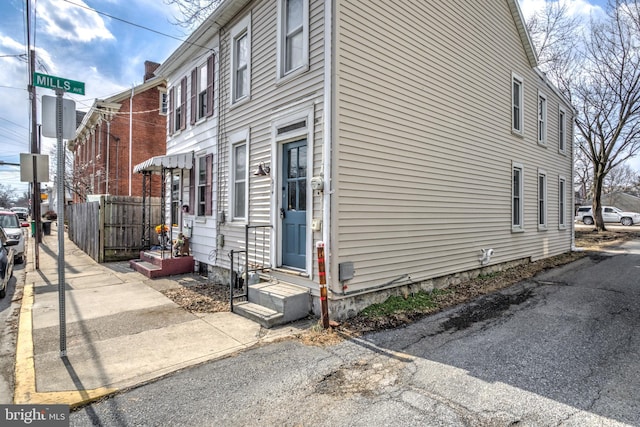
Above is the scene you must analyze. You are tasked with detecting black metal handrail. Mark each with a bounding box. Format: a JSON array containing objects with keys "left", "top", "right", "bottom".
[{"left": 229, "top": 223, "right": 272, "bottom": 312}]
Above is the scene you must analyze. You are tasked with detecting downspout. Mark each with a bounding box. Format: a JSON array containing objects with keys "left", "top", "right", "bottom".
[
  {"left": 322, "top": 0, "right": 334, "bottom": 289},
  {"left": 106, "top": 121, "right": 111, "bottom": 194},
  {"left": 129, "top": 85, "right": 134, "bottom": 196}
]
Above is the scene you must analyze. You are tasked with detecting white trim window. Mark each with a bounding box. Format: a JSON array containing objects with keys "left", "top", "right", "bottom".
[
  {"left": 229, "top": 130, "right": 249, "bottom": 221},
  {"left": 198, "top": 63, "right": 208, "bottom": 119},
  {"left": 538, "top": 169, "right": 547, "bottom": 229},
  {"left": 538, "top": 91, "right": 547, "bottom": 145},
  {"left": 197, "top": 154, "right": 213, "bottom": 217},
  {"left": 513, "top": 163, "right": 524, "bottom": 231},
  {"left": 558, "top": 107, "right": 566, "bottom": 154},
  {"left": 159, "top": 89, "right": 167, "bottom": 116},
  {"left": 558, "top": 175, "right": 566, "bottom": 229},
  {"left": 512, "top": 73, "right": 524, "bottom": 135},
  {"left": 230, "top": 15, "right": 251, "bottom": 104},
  {"left": 277, "top": 0, "right": 309, "bottom": 79}
]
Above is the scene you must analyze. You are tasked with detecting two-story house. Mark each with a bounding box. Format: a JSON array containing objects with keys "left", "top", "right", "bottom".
[
  {"left": 70, "top": 61, "right": 167, "bottom": 202},
  {"left": 140, "top": 0, "right": 574, "bottom": 322}
]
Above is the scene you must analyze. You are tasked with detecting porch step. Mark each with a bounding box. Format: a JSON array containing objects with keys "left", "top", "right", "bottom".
[
  {"left": 129, "top": 260, "right": 163, "bottom": 279},
  {"left": 233, "top": 281, "right": 310, "bottom": 328},
  {"left": 233, "top": 302, "right": 284, "bottom": 328},
  {"left": 129, "top": 251, "right": 194, "bottom": 278}
]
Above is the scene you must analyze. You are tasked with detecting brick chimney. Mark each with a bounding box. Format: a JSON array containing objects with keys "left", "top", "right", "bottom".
[{"left": 144, "top": 61, "right": 161, "bottom": 82}]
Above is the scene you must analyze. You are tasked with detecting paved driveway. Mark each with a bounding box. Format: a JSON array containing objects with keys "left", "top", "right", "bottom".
[{"left": 72, "top": 240, "right": 640, "bottom": 426}]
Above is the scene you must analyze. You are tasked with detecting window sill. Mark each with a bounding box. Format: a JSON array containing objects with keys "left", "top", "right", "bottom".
[
  {"left": 230, "top": 96, "right": 250, "bottom": 110},
  {"left": 511, "top": 130, "right": 524, "bottom": 138},
  {"left": 511, "top": 227, "right": 525, "bottom": 233},
  {"left": 275, "top": 64, "right": 309, "bottom": 87},
  {"left": 537, "top": 141, "right": 547, "bottom": 148},
  {"left": 538, "top": 225, "right": 547, "bottom": 231}
]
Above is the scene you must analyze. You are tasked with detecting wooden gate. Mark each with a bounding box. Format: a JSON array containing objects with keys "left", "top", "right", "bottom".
[{"left": 67, "top": 195, "right": 161, "bottom": 262}]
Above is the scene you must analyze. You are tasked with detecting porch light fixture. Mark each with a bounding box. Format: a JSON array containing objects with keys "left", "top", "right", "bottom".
[{"left": 254, "top": 161, "right": 271, "bottom": 176}]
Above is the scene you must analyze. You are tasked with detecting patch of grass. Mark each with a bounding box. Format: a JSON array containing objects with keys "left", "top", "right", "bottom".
[
  {"left": 477, "top": 271, "right": 501, "bottom": 280},
  {"left": 360, "top": 289, "right": 449, "bottom": 318}
]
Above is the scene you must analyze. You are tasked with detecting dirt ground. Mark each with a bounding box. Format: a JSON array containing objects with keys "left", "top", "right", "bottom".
[{"left": 161, "top": 228, "right": 640, "bottom": 345}]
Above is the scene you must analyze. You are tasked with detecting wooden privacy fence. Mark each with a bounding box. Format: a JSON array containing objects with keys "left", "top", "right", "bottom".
[{"left": 67, "top": 195, "right": 161, "bottom": 262}]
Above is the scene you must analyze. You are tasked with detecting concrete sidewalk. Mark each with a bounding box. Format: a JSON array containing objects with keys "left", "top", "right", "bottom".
[{"left": 14, "top": 223, "right": 310, "bottom": 408}]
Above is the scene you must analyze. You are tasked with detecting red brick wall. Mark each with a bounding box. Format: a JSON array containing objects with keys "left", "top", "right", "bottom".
[{"left": 72, "top": 83, "right": 166, "bottom": 201}]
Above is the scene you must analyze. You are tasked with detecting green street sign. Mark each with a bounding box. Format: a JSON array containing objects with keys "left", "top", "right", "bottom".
[{"left": 33, "top": 72, "right": 85, "bottom": 95}]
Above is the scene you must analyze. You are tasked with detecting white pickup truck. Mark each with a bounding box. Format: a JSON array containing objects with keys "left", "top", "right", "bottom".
[{"left": 575, "top": 206, "right": 640, "bottom": 226}]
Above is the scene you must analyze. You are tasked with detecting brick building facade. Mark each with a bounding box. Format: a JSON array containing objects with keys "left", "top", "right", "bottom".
[{"left": 69, "top": 62, "right": 167, "bottom": 202}]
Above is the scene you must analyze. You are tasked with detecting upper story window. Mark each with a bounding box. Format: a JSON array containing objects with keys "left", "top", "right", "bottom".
[
  {"left": 159, "top": 90, "right": 167, "bottom": 115},
  {"left": 198, "top": 64, "right": 208, "bottom": 118},
  {"left": 190, "top": 54, "right": 215, "bottom": 124},
  {"left": 230, "top": 15, "right": 251, "bottom": 104},
  {"left": 277, "top": 0, "right": 309, "bottom": 79},
  {"left": 538, "top": 92, "right": 547, "bottom": 145},
  {"left": 558, "top": 107, "right": 566, "bottom": 153},
  {"left": 169, "top": 77, "right": 187, "bottom": 134},
  {"left": 175, "top": 83, "right": 182, "bottom": 132},
  {"left": 512, "top": 73, "right": 524, "bottom": 135}
]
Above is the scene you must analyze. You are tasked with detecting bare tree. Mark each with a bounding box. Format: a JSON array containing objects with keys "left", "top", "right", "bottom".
[
  {"left": 50, "top": 142, "right": 97, "bottom": 203},
  {"left": 569, "top": 0, "right": 640, "bottom": 230},
  {"left": 0, "top": 184, "right": 17, "bottom": 208},
  {"left": 603, "top": 163, "right": 639, "bottom": 194},
  {"left": 163, "top": 0, "right": 223, "bottom": 29},
  {"left": 574, "top": 148, "right": 593, "bottom": 202},
  {"left": 525, "top": 0, "right": 583, "bottom": 88}
]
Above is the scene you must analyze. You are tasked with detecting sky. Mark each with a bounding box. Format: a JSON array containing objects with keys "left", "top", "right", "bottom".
[{"left": 0, "top": 0, "right": 625, "bottom": 197}]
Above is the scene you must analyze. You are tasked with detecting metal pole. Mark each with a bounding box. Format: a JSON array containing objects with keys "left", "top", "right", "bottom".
[
  {"left": 29, "top": 49, "right": 40, "bottom": 269},
  {"left": 316, "top": 241, "right": 329, "bottom": 329},
  {"left": 56, "top": 89, "right": 66, "bottom": 357}
]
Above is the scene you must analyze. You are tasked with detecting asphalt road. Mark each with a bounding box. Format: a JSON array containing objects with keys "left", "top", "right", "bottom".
[
  {"left": 0, "top": 255, "right": 26, "bottom": 404},
  {"left": 65, "top": 239, "right": 639, "bottom": 426}
]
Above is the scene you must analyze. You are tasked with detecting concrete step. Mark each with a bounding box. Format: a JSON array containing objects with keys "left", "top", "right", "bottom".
[
  {"left": 233, "top": 301, "right": 284, "bottom": 328},
  {"left": 245, "top": 282, "right": 310, "bottom": 327}
]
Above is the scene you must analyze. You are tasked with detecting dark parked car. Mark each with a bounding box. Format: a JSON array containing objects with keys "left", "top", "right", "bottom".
[{"left": 0, "top": 226, "right": 17, "bottom": 298}]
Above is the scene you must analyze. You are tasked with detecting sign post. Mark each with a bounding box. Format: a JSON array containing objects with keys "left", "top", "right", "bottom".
[{"left": 35, "top": 72, "right": 84, "bottom": 357}]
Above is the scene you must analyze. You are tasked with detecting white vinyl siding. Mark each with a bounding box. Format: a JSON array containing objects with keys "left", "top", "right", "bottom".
[
  {"left": 538, "top": 91, "right": 547, "bottom": 145},
  {"left": 512, "top": 72, "right": 524, "bottom": 135},
  {"left": 216, "top": 0, "right": 325, "bottom": 274},
  {"left": 538, "top": 169, "right": 547, "bottom": 229}
]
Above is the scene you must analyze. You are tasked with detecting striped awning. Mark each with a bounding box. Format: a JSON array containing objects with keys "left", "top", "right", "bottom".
[{"left": 133, "top": 152, "right": 193, "bottom": 173}]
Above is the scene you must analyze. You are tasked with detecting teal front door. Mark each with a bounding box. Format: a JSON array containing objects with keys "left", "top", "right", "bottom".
[{"left": 282, "top": 140, "right": 307, "bottom": 269}]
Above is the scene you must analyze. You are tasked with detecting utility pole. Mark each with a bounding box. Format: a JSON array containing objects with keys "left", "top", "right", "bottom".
[{"left": 26, "top": 0, "right": 41, "bottom": 269}]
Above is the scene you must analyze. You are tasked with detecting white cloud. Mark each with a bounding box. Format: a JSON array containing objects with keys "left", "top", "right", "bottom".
[{"left": 37, "top": 0, "right": 114, "bottom": 42}]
